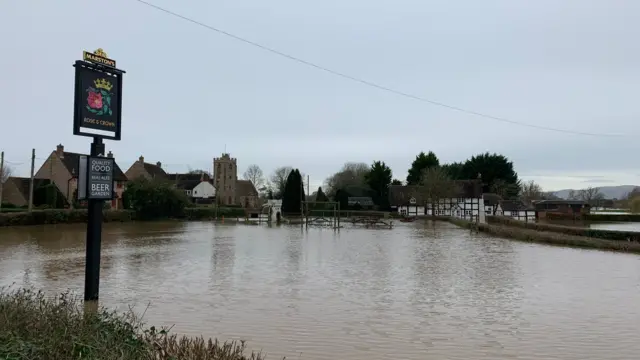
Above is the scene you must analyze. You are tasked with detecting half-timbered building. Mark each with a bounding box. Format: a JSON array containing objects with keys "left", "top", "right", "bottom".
[
  {"left": 494, "top": 200, "right": 536, "bottom": 222},
  {"left": 388, "top": 180, "right": 485, "bottom": 222}
]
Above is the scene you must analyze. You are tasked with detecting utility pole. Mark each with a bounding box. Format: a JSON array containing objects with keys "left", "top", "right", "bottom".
[
  {"left": 0, "top": 151, "right": 4, "bottom": 212},
  {"left": 28, "top": 149, "right": 35, "bottom": 212}
]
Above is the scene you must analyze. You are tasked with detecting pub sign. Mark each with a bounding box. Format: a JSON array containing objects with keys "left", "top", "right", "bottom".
[{"left": 73, "top": 49, "right": 124, "bottom": 140}]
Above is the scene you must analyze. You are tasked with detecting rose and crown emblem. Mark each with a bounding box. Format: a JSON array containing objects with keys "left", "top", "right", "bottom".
[{"left": 86, "top": 78, "right": 114, "bottom": 116}]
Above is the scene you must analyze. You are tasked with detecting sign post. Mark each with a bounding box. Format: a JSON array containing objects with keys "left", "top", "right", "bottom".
[{"left": 73, "top": 48, "right": 125, "bottom": 302}]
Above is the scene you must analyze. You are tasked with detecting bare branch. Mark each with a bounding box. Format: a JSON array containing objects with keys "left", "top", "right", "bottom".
[
  {"left": 0, "top": 164, "right": 12, "bottom": 183},
  {"left": 577, "top": 187, "right": 601, "bottom": 202},
  {"left": 243, "top": 164, "right": 265, "bottom": 190},
  {"left": 269, "top": 166, "right": 292, "bottom": 199},
  {"left": 419, "top": 167, "right": 459, "bottom": 216},
  {"left": 519, "top": 180, "right": 543, "bottom": 205},
  {"left": 324, "top": 162, "right": 369, "bottom": 197}
]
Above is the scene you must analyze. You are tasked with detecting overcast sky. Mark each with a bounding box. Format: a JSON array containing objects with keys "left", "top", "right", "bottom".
[{"left": 1, "top": 0, "right": 639, "bottom": 191}]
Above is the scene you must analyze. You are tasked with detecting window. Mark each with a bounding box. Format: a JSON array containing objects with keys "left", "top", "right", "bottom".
[
  {"left": 400, "top": 209, "right": 407, "bottom": 215},
  {"left": 194, "top": 190, "right": 198, "bottom": 195},
  {"left": 465, "top": 210, "right": 471, "bottom": 215}
]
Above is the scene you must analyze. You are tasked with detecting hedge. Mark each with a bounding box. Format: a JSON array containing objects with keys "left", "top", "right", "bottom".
[
  {"left": 446, "top": 217, "right": 640, "bottom": 254},
  {"left": 487, "top": 216, "right": 640, "bottom": 242},
  {"left": 0, "top": 209, "right": 135, "bottom": 227},
  {"left": 0, "top": 207, "right": 248, "bottom": 227},
  {"left": 544, "top": 212, "right": 640, "bottom": 222},
  {"left": 585, "top": 213, "right": 640, "bottom": 222}
]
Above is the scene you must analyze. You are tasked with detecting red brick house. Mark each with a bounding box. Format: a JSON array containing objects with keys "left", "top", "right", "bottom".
[{"left": 35, "top": 144, "right": 128, "bottom": 209}]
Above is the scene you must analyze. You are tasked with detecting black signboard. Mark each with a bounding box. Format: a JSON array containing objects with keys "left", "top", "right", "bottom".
[
  {"left": 73, "top": 61, "right": 124, "bottom": 140},
  {"left": 87, "top": 157, "right": 114, "bottom": 200}
]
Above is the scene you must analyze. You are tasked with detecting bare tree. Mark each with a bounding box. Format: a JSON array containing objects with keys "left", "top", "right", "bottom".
[
  {"left": 520, "top": 180, "right": 543, "bottom": 205},
  {"left": 0, "top": 164, "right": 12, "bottom": 183},
  {"left": 577, "top": 187, "right": 602, "bottom": 204},
  {"left": 567, "top": 190, "right": 578, "bottom": 200},
  {"left": 324, "top": 162, "right": 369, "bottom": 197},
  {"left": 243, "top": 164, "right": 265, "bottom": 190},
  {"left": 419, "top": 167, "right": 459, "bottom": 217},
  {"left": 269, "top": 166, "right": 292, "bottom": 199},
  {"left": 626, "top": 187, "right": 640, "bottom": 201}
]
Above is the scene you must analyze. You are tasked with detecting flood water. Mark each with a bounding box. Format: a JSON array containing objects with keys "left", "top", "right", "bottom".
[{"left": 1, "top": 221, "right": 639, "bottom": 360}]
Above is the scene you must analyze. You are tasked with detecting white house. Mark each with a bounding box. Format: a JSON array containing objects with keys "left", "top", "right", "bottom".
[
  {"left": 192, "top": 181, "right": 216, "bottom": 199},
  {"left": 494, "top": 200, "right": 536, "bottom": 222},
  {"left": 167, "top": 173, "right": 216, "bottom": 201},
  {"left": 389, "top": 181, "right": 486, "bottom": 223}
]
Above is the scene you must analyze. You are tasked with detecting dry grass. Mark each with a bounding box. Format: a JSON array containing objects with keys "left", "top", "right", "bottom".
[
  {"left": 0, "top": 287, "right": 273, "bottom": 360},
  {"left": 445, "top": 217, "right": 640, "bottom": 254}
]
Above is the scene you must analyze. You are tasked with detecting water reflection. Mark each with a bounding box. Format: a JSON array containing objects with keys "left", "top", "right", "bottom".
[{"left": 0, "top": 221, "right": 639, "bottom": 360}]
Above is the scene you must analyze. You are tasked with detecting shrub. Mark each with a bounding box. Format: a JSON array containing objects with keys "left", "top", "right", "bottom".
[
  {"left": 123, "top": 178, "right": 190, "bottom": 220},
  {"left": 0, "top": 287, "right": 269, "bottom": 360}
]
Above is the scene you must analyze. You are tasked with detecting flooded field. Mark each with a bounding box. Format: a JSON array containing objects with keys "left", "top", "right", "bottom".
[{"left": 1, "top": 221, "right": 639, "bottom": 360}]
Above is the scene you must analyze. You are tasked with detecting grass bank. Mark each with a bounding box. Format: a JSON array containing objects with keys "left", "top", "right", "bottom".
[
  {"left": 488, "top": 216, "right": 640, "bottom": 242},
  {"left": 0, "top": 207, "right": 249, "bottom": 227},
  {"left": 445, "top": 217, "right": 640, "bottom": 254},
  {"left": 0, "top": 288, "right": 270, "bottom": 360}
]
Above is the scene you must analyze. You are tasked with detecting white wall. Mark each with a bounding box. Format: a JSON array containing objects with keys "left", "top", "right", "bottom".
[
  {"left": 396, "top": 198, "right": 486, "bottom": 223},
  {"left": 495, "top": 207, "right": 536, "bottom": 222},
  {"left": 192, "top": 181, "right": 216, "bottom": 198}
]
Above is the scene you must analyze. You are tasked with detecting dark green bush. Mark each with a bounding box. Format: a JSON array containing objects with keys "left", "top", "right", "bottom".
[{"left": 122, "top": 178, "right": 190, "bottom": 220}]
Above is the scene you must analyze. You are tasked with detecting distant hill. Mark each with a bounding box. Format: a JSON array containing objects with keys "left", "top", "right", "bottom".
[{"left": 552, "top": 185, "right": 638, "bottom": 200}]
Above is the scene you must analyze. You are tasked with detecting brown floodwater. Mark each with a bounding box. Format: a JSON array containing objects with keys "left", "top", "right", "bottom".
[{"left": 1, "top": 221, "right": 639, "bottom": 359}]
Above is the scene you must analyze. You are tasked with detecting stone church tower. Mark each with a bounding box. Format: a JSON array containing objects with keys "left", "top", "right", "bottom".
[{"left": 213, "top": 153, "right": 237, "bottom": 205}]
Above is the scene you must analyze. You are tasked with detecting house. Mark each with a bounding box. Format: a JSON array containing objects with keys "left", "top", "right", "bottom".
[
  {"left": 34, "top": 144, "right": 128, "bottom": 209},
  {"left": 388, "top": 179, "right": 485, "bottom": 222},
  {"left": 1, "top": 177, "right": 67, "bottom": 208},
  {"left": 124, "top": 156, "right": 168, "bottom": 180},
  {"left": 167, "top": 173, "right": 216, "bottom": 201},
  {"left": 495, "top": 200, "right": 536, "bottom": 222},
  {"left": 482, "top": 193, "right": 502, "bottom": 216},
  {"left": 534, "top": 200, "right": 591, "bottom": 219},
  {"left": 213, "top": 153, "right": 260, "bottom": 208}
]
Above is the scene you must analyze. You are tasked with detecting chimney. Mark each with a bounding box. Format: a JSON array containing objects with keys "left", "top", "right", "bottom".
[
  {"left": 156, "top": 161, "right": 162, "bottom": 168},
  {"left": 107, "top": 151, "right": 113, "bottom": 158},
  {"left": 139, "top": 155, "right": 144, "bottom": 163},
  {"left": 56, "top": 144, "right": 64, "bottom": 158}
]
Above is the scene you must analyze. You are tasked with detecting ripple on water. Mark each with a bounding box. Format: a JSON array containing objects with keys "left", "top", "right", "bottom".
[{"left": 1, "top": 221, "right": 640, "bottom": 360}]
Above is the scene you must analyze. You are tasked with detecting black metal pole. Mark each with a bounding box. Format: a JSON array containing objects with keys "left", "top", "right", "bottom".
[{"left": 84, "top": 137, "right": 105, "bottom": 301}]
